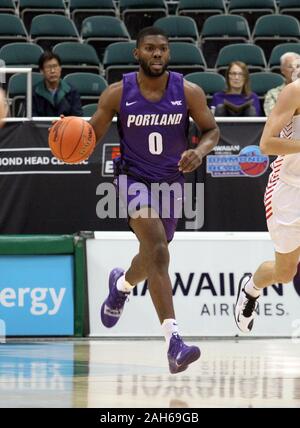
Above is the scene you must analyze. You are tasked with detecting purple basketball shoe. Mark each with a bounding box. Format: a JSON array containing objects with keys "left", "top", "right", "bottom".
[
  {"left": 100, "top": 268, "right": 129, "bottom": 328},
  {"left": 168, "top": 333, "right": 201, "bottom": 374}
]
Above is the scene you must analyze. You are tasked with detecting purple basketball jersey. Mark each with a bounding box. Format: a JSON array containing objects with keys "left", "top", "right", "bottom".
[{"left": 117, "top": 71, "right": 189, "bottom": 182}]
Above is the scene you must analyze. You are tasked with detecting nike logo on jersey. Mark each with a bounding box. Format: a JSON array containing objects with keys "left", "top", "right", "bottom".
[
  {"left": 171, "top": 100, "right": 182, "bottom": 106},
  {"left": 126, "top": 101, "right": 137, "bottom": 106}
]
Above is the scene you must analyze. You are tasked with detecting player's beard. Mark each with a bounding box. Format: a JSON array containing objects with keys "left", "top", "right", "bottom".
[{"left": 139, "top": 58, "right": 169, "bottom": 77}]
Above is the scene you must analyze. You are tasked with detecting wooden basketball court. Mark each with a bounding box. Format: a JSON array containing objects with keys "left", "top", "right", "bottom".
[{"left": 0, "top": 338, "right": 299, "bottom": 408}]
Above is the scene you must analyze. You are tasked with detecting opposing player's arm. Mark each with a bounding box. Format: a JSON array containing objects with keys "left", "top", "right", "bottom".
[
  {"left": 260, "top": 81, "right": 300, "bottom": 155},
  {"left": 178, "top": 82, "right": 220, "bottom": 173},
  {"left": 89, "top": 82, "right": 122, "bottom": 145}
]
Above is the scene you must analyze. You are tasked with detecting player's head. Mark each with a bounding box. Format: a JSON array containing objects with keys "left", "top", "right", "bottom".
[
  {"left": 226, "top": 61, "right": 251, "bottom": 96},
  {"left": 38, "top": 51, "right": 62, "bottom": 87},
  {"left": 135, "top": 27, "right": 170, "bottom": 77}
]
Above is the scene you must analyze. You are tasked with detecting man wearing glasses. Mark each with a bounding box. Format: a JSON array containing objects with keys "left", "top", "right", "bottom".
[{"left": 33, "top": 52, "right": 83, "bottom": 117}]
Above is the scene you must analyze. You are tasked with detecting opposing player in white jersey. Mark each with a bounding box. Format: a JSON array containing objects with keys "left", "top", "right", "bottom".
[{"left": 235, "top": 66, "right": 300, "bottom": 332}]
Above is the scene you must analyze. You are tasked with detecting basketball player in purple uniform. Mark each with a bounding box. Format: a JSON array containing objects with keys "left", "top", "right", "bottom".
[{"left": 90, "top": 27, "right": 220, "bottom": 373}]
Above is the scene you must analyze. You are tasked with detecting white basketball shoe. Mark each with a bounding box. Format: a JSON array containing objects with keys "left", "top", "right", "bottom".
[{"left": 235, "top": 274, "right": 259, "bottom": 333}]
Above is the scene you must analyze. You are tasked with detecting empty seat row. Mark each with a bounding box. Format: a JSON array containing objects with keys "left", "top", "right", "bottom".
[
  {"left": 0, "top": 40, "right": 206, "bottom": 83},
  {"left": 1, "top": 12, "right": 300, "bottom": 66},
  {"left": 1, "top": 0, "right": 300, "bottom": 35},
  {"left": 0, "top": 0, "right": 117, "bottom": 30},
  {"left": 156, "top": 14, "right": 300, "bottom": 66},
  {"left": 0, "top": 0, "right": 163, "bottom": 36},
  {"left": 178, "top": 0, "right": 300, "bottom": 31},
  {"left": 1, "top": 40, "right": 299, "bottom": 85},
  {"left": 1, "top": 0, "right": 300, "bottom": 37},
  {"left": 0, "top": 13, "right": 132, "bottom": 58}
]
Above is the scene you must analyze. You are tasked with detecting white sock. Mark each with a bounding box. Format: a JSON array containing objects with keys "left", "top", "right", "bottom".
[
  {"left": 162, "top": 319, "right": 179, "bottom": 346},
  {"left": 245, "top": 277, "right": 262, "bottom": 298},
  {"left": 116, "top": 274, "right": 135, "bottom": 293}
]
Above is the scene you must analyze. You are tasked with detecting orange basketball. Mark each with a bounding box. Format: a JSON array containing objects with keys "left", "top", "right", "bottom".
[{"left": 49, "top": 116, "right": 96, "bottom": 163}]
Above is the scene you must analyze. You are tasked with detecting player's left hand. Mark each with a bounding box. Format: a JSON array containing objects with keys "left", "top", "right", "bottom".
[{"left": 178, "top": 149, "right": 203, "bottom": 173}]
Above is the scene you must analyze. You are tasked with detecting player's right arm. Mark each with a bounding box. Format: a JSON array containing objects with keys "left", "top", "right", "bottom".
[
  {"left": 260, "top": 80, "right": 300, "bottom": 155},
  {"left": 89, "top": 82, "right": 122, "bottom": 144}
]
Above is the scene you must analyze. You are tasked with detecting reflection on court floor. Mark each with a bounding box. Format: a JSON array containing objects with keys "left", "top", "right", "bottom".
[{"left": 0, "top": 339, "right": 299, "bottom": 408}]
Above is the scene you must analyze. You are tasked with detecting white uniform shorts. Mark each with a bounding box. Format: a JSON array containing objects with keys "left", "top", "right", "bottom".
[{"left": 267, "top": 180, "right": 300, "bottom": 253}]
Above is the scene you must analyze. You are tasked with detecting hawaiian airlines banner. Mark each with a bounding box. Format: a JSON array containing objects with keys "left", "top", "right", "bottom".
[{"left": 87, "top": 232, "right": 300, "bottom": 338}]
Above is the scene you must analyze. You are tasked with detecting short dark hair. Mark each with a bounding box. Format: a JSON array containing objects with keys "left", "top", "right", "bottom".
[
  {"left": 38, "top": 51, "right": 61, "bottom": 70},
  {"left": 136, "top": 26, "right": 168, "bottom": 47}
]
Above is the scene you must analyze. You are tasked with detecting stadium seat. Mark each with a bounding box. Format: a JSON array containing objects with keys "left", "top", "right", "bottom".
[
  {"left": 120, "top": 0, "right": 167, "bottom": 39},
  {"left": 185, "top": 72, "right": 226, "bottom": 101},
  {"left": 269, "top": 43, "right": 300, "bottom": 72},
  {"left": 201, "top": 15, "right": 251, "bottom": 68},
  {"left": 249, "top": 72, "right": 285, "bottom": 99},
  {"left": 81, "top": 16, "right": 130, "bottom": 61},
  {"left": 177, "top": 0, "right": 226, "bottom": 33},
  {"left": 0, "top": 14, "right": 28, "bottom": 49},
  {"left": 154, "top": 16, "right": 199, "bottom": 43},
  {"left": 8, "top": 71, "right": 43, "bottom": 117},
  {"left": 228, "top": 0, "right": 276, "bottom": 31},
  {"left": 253, "top": 15, "right": 300, "bottom": 62},
  {"left": 215, "top": 43, "right": 267, "bottom": 74},
  {"left": 0, "top": 42, "right": 43, "bottom": 70},
  {"left": 63, "top": 72, "right": 108, "bottom": 105},
  {"left": 82, "top": 103, "right": 98, "bottom": 117},
  {"left": 169, "top": 42, "right": 206, "bottom": 76},
  {"left": 103, "top": 41, "right": 138, "bottom": 83},
  {"left": 278, "top": 0, "right": 300, "bottom": 23},
  {"left": 0, "top": 0, "right": 16, "bottom": 14},
  {"left": 0, "top": 42, "right": 42, "bottom": 91},
  {"left": 70, "top": 0, "right": 117, "bottom": 31},
  {"left": 19, "top": 0, "right": 66, "bottom": 32},
  {"left": 53, "top": 42, "right": 100, "bottom": 76},
  {"left": 30, "top": 14, "right": 79, "bottom": 51}
]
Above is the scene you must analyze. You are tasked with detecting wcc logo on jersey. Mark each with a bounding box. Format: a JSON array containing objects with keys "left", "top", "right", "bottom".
[
  {"left": 207, "top": 145, "right": 269, "bottom": 178},
  {"left": 171, "top": 100, "right": 182, "bottom": 106}
]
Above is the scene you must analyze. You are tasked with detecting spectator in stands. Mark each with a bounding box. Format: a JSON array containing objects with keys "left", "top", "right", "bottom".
[
  {"left": 211, "top": 61, "right": 261, "bottom": 117},
  {"left": 33, "top": 52, "right": 83, "bottom": 117},
  {"left": 264, "top": 52, "right": 300, "bottom": 116}
]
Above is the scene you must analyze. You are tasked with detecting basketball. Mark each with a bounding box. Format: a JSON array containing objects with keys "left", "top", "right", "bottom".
[
  {"left": 48, "top": 116, "right": 96, "bottom": 163},
  {"left": 0, "top": 89, "right": 8, "bottom": 128}
]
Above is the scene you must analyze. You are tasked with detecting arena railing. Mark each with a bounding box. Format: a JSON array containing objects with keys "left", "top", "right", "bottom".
[{"left": 0, "top": 67, "right": 33, "bottom": 120}]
